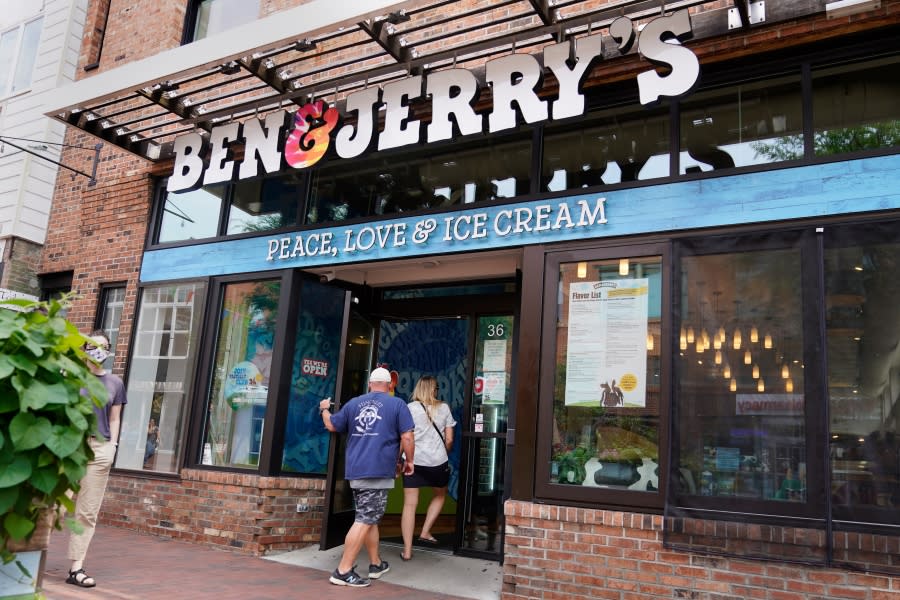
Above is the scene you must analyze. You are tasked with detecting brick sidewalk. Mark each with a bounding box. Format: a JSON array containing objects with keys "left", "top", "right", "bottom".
[{"left": 39, "top": 526, "right": 474, "bottom": 599}]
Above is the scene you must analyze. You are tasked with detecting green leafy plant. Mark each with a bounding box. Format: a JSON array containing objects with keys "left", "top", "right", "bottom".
[{"left": 0, "top": 295, "right": 107, "bottom": 564}]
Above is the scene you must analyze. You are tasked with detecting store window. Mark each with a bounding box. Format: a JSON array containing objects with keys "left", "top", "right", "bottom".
[
  {"left": 542, "top": 104, "right": 670, "bottom": 192},
  {"left": 674, "top": 240, "right": 808, "bottom": 505},
  {"left": 306, "top": 135, "right": 532, "bottom": 225},
  {"left": 116, "top": 282, "right": 207, "bottom": 473},
  {"left": 185, "top": 0, "right": 259, "bottom": 43},
  {"left": 201, "top": 279, "right": 280, "bottom": 469},
  {"left": 95, "top": 284, "right": 126, "bottom": 370},
  {"left": 680, "top": 74, "right": 804, "bottom": 171},
  {"left": 825, "top": 223, "right": 899, "bottom": 525},
  {"left": 226, "top": 174, "right": 301, "bottom": 235},
  {"left": 813, "top": 56, "right": 900, "bottom": 157},
  {"left": 0, "top": 16, "right": 42, "bottom": 97},
  {"left": 539, "top": 250, "right": 664, "bottom": 506},
  {"left": 158, "top": 185, "right": 224, "bottom": 243},
  {"left": 281, "top": 279, "right": 345, "bottom": 473}
]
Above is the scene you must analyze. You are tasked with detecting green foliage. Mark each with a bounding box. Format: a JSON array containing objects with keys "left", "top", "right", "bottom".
[
  {"left": 0, "top": 295, "right": 107, "bottom": 564},
  {"left": 752, "top": 121, "right": 900, "bottom": 161}
]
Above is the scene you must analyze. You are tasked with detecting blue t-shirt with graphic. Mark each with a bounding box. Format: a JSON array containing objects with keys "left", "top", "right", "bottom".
[{"left": 329, "top": 391, "right": 414, "bottom": 480}]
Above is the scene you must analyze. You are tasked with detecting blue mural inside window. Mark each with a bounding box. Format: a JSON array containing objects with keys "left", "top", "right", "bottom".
[
  {"left": 281, "top": 280, "right": 344, "bottom": 473},
  {"left": 377, "top": 318, "right": 469, "bottom": 500}
]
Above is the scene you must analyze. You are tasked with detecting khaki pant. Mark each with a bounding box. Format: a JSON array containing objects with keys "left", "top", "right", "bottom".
[{"left": 67, "top": 438, "right": 116, "bottom": 562}]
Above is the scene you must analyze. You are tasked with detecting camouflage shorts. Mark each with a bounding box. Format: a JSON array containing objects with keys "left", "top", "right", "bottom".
[{"left": 351, "top": 488, "right": 389, "bottom": 525}]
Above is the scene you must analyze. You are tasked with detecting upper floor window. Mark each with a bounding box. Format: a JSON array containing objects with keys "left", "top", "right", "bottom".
[
  {"left": 185, "top": 0, "right": 259, "bottom": 43},
  {"left": 0, "top": 16, "right": 42, "bottom": 97}
]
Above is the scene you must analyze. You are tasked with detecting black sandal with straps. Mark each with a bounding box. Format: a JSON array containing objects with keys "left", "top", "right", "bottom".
[{"left": 66, "top": 568, "right": 96, "bottom": 587}]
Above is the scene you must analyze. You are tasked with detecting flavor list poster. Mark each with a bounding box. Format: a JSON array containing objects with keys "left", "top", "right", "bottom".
[{"left": 565, "top": 279, "right": 649, "bottom": 407}]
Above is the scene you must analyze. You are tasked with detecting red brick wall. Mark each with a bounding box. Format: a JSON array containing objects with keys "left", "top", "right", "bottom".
[
  {"left": 100, "top": 469, "right": 325, "bottom": 555},
  {"left": 503, "top": 501, "right": 900, "bottom": 600}
]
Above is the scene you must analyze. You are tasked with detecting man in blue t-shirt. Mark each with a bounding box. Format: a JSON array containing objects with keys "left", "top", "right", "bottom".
[{"left": 319, "top": 367, "right": 414, "bottom": 587}]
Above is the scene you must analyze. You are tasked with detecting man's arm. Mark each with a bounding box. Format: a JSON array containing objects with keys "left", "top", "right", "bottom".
[
  {"left": 400, "top": 430, "right": 415, "bottom": 475},
  {"left": 319, "top": 397, "right": 336, "bottom": 432},
  {"left": 109, "top": 403, "right": 123, "bottom": 446}
]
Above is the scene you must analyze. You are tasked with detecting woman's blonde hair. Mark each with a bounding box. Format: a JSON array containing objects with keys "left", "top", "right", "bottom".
[{"left": 411, "top": 375, "right": 440, "bottom": 417}]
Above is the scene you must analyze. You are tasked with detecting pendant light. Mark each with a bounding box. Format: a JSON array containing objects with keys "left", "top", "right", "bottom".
[
  {"left": 757, "top": 378, "right": 765, "bottom": 392},
  {"left": 782, "top": 364, "right": 790, "bottom": 379},
  {"left": 744, "top": 350, "right": 752, "bottom": 365},
  {"left": 730, "top": 378, "right": 737, "bottom": 392},
  {"left": 576, "top": 262, "right": 587, "bottom": 278},
  {"left": 752, "top": 364, "right": 759, "bottom": 379}
]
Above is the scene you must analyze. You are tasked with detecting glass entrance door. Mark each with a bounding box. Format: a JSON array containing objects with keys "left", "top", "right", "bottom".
[{"left": 459, "top": 315, "right": 513, "bottom": 558}]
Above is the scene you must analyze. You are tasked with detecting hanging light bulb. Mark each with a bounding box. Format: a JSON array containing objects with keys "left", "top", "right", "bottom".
[
  {"left": 687, "top": 327, "right": 695, "bottom": 344},
  {"left": 717, "top": 326, "right": 726, "bottom": 343},
  {"left": 786, "top": 379, "right": 794, "bottom": 393},
  {"left": 713, "top": 336, "right": 722, "bottom": 350},
  {"left": 782, "top": 364, "right": 789, "bottom": 379},
  {"left": 750, "top": 326, "right": 759, "bottom": 343},
  {"left": 679, "top": 329, "right": 687, "bottom": 350},
  {"left": 715, "top": 350, "right": 722, "bottom": 365},
  {"left": 619, "top": 258, "right": 629, "bottom": 275},
  {"left": 730, "top": 378, "right": 737, "bottom": 392},
  {"left": 744, "top": 350, "right": 752, "bottom": 365},
  {"left": 764, "top": 333, "right": 773, "bottom": 349},
  {"left": 646, "top": 334, "right": 654, "bottom": 350},
  {"left": 757, "top": 378, "right": 765, "bottom": 392},
  {"left": 701, "top": 330, "right": 710, "bottom": 350},
  {"left": 733, "top": 328, "right": 742, "bottom": 350},
  {"left": 723, "top": 365, "right": 731, "bottom": 379},
  {"left": 577, "top": 262, "right": 587, "bottom": 278},
  {"left": 695, "top": 338, "right": 704, "bottom": 353},
  {"left": 752, "top": 364, "right": 759, "bottom": 379}
]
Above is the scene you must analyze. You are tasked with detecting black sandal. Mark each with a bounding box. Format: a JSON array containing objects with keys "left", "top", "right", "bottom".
[{"left": 66, "top": 568, "right": 96, "bottom": 588}]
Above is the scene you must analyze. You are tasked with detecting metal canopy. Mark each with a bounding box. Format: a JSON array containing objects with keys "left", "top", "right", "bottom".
[{"left": 47, "top": 0, "right": 777, "bottom": 164}]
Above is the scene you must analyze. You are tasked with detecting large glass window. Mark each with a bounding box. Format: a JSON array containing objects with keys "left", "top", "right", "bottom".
[
  {"left": 188, "top": 0, "right": 259, "bottom": 42},
  {"left": 158, "top": 186, "right": 224, "bottom": 243},
  {"left": 281, "top": 280, "right": 345, "bottom": 473},
  {"left": 0, "top": 16, "right": 42, "bottom": 97},
  {"left": 825, "top": 224, "right": 899, "bottom": 524},
  {"left": 813, "top": 56, "right": 900, "bottom": 157},
  {"left": 542, "top": 104, "right": 670, "bottom": 192},
  {"left": 306, "top": 135, "right": 532, "bottom": 225},
  {"left": 116, "top": 283, "right": 207, "bottom": 473},
  {"left": 226, "top": 174, "right": 301, "bottom": 235},
  {"left": 680, "top": 74, "right": 804, "bottom": 171},
  {"left": 202, "top": 279, "right": 280, "bottom": 469},
  {"left": 674, "top": 244, "right": 807, "bottom": 504},
  {"left": 545, "top": 255, "right": 663, "bottom": 497},
  {"left": 95, "top": 284, "right": 126, "bottom": 371}
]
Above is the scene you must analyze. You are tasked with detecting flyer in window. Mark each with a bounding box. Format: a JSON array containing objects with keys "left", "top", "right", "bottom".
[{"left": 564, "top": 279, "right": 649, "bottom": 407}]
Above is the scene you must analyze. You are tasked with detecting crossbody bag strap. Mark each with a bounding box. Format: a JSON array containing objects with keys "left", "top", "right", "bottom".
[{"left": 417, "top": 400, "right": 445, "bottom": 443}]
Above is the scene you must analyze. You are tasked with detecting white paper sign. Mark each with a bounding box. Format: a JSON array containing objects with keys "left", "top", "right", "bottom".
[
  {"left": 483, "top": 339, "right": 507, "bottom": 371},
  {"left": 564, "top": 279, "right": 649, "bottom": 407}
]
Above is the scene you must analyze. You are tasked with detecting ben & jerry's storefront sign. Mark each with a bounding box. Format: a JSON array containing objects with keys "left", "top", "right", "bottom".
[{"left": 168, "top": 10, "right": 700, "bottom": 193}]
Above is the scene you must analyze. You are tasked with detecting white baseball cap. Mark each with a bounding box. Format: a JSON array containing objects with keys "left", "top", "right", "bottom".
[{"left": 369, "top": 367, "right": 392, "bottom": 383}]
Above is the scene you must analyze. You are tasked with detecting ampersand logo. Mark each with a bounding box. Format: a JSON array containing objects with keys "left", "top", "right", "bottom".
[{"left": 284, "top": 101, "right": 340, "bottom": 169}]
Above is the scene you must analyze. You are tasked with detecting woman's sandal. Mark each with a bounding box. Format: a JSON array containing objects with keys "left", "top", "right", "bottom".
[
  {"left": 417, "top": 535, "right": 439, "bottom": 545},
  {"left": 66, "top": 568, "right": 96, "bottom": 588}
]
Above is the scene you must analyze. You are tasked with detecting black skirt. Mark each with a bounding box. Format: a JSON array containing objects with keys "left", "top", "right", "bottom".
[{"left": 403, "top": 462, "right": 450, "bottom": 488}]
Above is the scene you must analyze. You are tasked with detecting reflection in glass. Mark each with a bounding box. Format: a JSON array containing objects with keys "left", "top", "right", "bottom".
[
  {"left": 813, "top": 56, "right": 900, "bottom": 157},
  {"left": 202, "top": 279, "right": 280, "bottom": 469},
  {"left": 116, "top": 283, "right": 206, "bottom": 473},
  {"left": 306, "top": 135, "right": 531, "bottom": 225},
  {"left": 542, "top": 105, "right": 670, "bottom": 192},
  {"left": 825, "top": 231, "right": 899, "bottom": 519},
  {"left": 158, "top": 186, "right": 225, "bottom": 242},
  {"left": 549, "top": 258, "right": 662, "bottom": 491},
  {"left": 192, "top": 0, "right": 259, "bottom": 41},
  {"left": 681, "top": 75, "right": 803, "bottom": 172},
  {"left": 675, "top": 248, "right": 806, "bottom": 502},
  {"left": 281, "top": 280, "right": 345, "bottom": 473},
  {"left": 226, "top": 175, "right": 301, "bottom": 234}
]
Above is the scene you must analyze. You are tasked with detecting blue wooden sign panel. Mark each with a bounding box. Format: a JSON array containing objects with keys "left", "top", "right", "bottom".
[{"left": 140, "top": 154, "right": 900, "bottom": 283}]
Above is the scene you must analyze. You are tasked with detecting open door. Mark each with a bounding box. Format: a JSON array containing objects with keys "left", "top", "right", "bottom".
[{"left": 321, "top": 306, "right": 376, "bottom": 549}]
